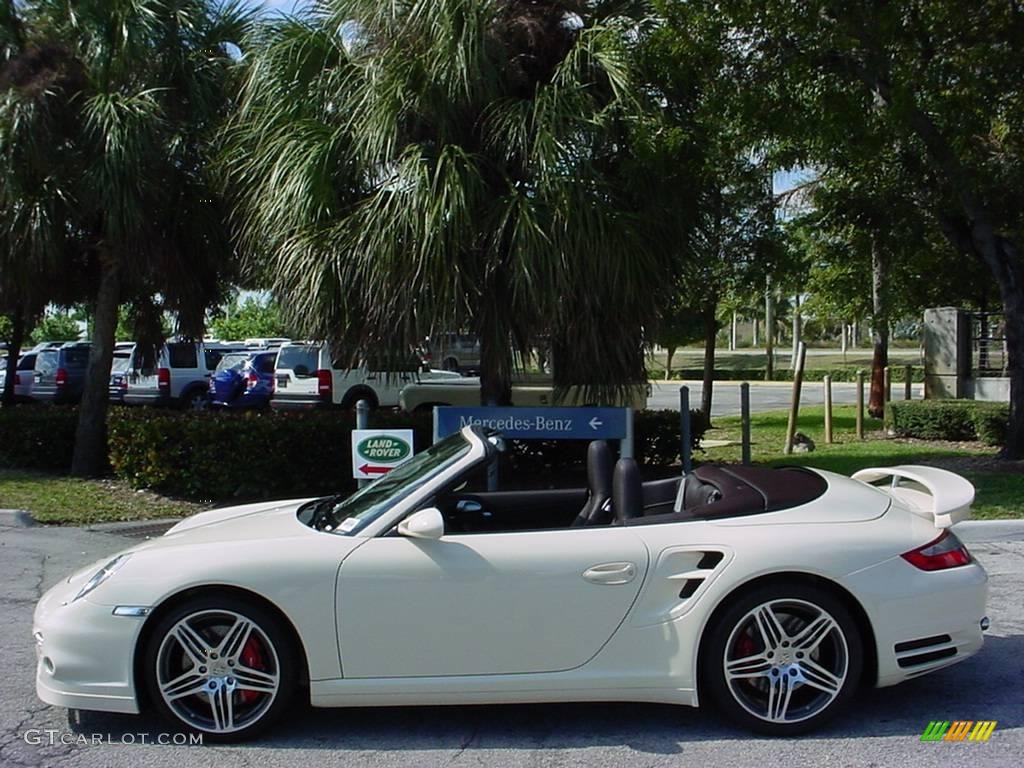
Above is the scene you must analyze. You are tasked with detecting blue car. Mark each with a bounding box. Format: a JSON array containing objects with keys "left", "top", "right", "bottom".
[{"left": 207, "top": 350, "right": 276, "bottom": 409}]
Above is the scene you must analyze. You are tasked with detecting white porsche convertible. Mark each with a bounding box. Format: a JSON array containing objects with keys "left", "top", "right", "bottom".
[{"left": 34, "top": 426, "right": 988, "bottom": 740}]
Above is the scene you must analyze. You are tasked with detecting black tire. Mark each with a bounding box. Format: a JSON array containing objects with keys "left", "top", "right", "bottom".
[
  {"left": 143, "top": 595, "right": 299, "bottom": 742},
  {"left": 700, "top": 582, "right": 863, "bottom": 736},
  {"left": 442, "top": 357, "right": 459, "bottom": 372},
  {"left": 180, "top": 387, "right": 208, "bottom": 411},
  {"left": 340, "top": 388, "right": 378, "bottom": 410}
]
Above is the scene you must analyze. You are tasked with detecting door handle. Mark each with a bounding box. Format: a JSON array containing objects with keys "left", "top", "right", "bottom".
[{"left": 582, "top": 562, "right": 637, "bottom": 585}]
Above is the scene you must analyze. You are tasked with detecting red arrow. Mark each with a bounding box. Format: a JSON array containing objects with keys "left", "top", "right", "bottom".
[{"left": 359, "top": 464, "right": 392, "bottom": 476}]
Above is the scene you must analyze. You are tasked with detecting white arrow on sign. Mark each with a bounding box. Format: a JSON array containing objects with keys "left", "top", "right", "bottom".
[{"left": 588, "top": 417, "right": 603, "bottom": 430}]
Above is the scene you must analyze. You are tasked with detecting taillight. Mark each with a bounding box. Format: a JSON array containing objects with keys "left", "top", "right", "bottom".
[
  {"left": 55, "top": 368, "right": 68, "bottom": 388},
  {"left": 157, "top": 367, "right": 171, "bottom": 395},
  {"left": 316, "top": 369, "right": 332, "bottom": 401},
  {"left": 901, "top": 531, "right": 972, "bottom": 571},
  {"left": 119, "top": 378, "right": 128, "bottom": 392},
  {"left": 246, "top": 371, "right": 259, "bottom": 390},
  {"left": 14, "top": 373, "right": 20, "bottom": 385}
]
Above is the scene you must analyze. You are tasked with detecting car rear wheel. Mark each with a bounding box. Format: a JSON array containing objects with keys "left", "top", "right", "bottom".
[
  {"left": 143, "top": 596, "right": 298, "bottom": 741},
  {"left": 181, "top": 388, "right": 208, "bottom": 411},
  {"left": 701, "top": 583, "right": 863, "bottom": 736},
  {"left": 340, "top": 388, "right": 378, "bottom": 410}
]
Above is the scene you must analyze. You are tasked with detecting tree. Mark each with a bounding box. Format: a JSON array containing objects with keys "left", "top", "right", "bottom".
[
  {"left": 225, "top": 0, "right": 690, "bottom": 405},
  {"left": 30, "top": 311, "right": 80, "bottom": 343},
  {"left": 0, "top": 0, "right": 81, "bottom": 406},
  {"left": 671, "top": 0, "right": 1024, "bottom": 456},
  {"left": 651, "top": 291, "right": 705, "bottom": 380},
  {"left": 209, "top": 296, "right": 290, "bottom": 341},
  {"left": 644, "top": 4, "right": 789, "bottom": 417},
  {"left": 792, "top": 159, "right": 996, "bottom": 416},
  {"left": 0, "top": 1, "right": 252, "bottom": 472}
]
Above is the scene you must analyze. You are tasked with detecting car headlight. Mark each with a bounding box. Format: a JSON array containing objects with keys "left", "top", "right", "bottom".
[{"left": 73, "top": 554, "right": 131, "bottom": 602}]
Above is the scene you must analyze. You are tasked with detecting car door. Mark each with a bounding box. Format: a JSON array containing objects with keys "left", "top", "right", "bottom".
[{"left": 336, "top": 525, "right": 649, "bottom": 678}]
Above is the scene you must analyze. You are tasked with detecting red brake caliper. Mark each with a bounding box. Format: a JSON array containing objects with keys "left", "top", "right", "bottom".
[
  {"left": 237, "top": 636, "right": 266, "bottom": 705},
  {"left": 734, "top": 631, "right": 756, "bottom": 658}
]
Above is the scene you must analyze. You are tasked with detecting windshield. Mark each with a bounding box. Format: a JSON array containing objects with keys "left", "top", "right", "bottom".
[
  {"left": 216, "top": 353, "right": 251, "bottom": 373},
  {"left": 304, "top": 432, "right": 473, "bottom": 535}
]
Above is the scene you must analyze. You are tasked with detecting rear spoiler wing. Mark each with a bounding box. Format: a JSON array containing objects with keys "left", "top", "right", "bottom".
[{"left": 851, "top": 465, "right": 974, "bottom": 528}]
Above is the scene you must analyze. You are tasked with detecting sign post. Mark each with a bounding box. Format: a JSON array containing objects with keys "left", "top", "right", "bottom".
[
  {"left": 351, "top": 428, "right": 415, "bottom": 482},
  {"left": 434, "top": 406, "right": 630, "bottom": 444},
  {"left": 434, "top": 405, "right": 633, "bottom": 491}
]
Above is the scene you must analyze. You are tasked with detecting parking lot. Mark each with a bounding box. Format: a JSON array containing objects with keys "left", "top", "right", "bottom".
[{"left": 1, "top": 513, "right": 1020, "bottom": 768}]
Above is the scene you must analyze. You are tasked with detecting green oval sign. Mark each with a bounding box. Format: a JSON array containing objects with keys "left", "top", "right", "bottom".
[{"left": 356, "top": 435, "right": 411, "bottom": 463}]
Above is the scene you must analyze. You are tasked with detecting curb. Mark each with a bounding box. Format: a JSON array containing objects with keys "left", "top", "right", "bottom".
[{"left": 0, "top": 509, "right": 37, "bottom": 527}]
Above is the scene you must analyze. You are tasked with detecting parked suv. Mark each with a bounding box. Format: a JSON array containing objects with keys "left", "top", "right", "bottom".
[
  {"left": 123, "top": 341, "right": 244, "bottom": 409},
  {"left": 108, "top": 345, "right": 135, "bottom": 404},
  {"left": 32, "top": 343, "right": 91, "bottom": 404},
  {"left": 271, "top": 342, "right": 460, "bottom": 410}
]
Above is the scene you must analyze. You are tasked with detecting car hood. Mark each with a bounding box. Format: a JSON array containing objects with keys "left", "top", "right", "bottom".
[{"left": 137, "top": 498, "right": 320, "bottom": 549}]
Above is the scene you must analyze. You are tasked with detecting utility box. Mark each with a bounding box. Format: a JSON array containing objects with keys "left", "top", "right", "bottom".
[{"left": 923, "top": 308, "right": 970, "bottom": 399}]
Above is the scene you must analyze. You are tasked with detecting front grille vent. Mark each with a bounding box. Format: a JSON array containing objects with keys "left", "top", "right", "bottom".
[
  {"left": 897, "top": 647, "right": 957, "bottom": 668},
  {"left": 894, "top": 634, "right": 952, "bottom": 654}
]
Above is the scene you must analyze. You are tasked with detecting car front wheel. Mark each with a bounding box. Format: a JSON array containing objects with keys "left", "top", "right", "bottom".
[
  {"left": 143, "top": 596, "right": 298, "bottom": 741},
  {"left": 701, "top": 583, "right": 863, "bottom": 736}
]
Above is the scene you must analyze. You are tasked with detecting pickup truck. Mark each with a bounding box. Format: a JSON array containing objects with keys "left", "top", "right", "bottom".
[{"left": 398, "top": 378, "right": 650, "bottom": 413}]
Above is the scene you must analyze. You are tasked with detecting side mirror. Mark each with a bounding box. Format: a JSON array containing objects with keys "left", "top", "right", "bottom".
[{"left": 398, "top": 507, "right": 445, "bottom": 540}]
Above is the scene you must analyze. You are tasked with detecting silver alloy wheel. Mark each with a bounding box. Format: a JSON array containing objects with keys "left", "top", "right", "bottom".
[
  {"left": 722, "top": 598, "right": 849, "bottom": 725},
  {"left": 186, "top": 391, "right": 207, "bottom": 410},
  {"left": 155, "top": 609, "right": 281, "bottom": 734}
]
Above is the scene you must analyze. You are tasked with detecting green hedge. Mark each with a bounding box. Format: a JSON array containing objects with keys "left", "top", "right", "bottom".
[
  {"left": 0, "top": 406, "right": 80, "bottom": 471},
  {"left": 887, "top": 400, "right": 1009, "bottom": 446},
  {"left": 649, "top": 367, "right": 926, "bottom": 383},
  {"left": 107, "top": 408, "right": 435, "bottom": 500}
]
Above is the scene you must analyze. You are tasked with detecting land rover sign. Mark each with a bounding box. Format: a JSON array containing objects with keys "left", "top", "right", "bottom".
[{"left": 351, "top": 429, "right": 415, "bottom": 479}]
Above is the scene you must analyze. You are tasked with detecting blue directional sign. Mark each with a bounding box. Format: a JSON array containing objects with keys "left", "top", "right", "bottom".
[{"left": 435, "top": 406, "right": 629, "bottom": 441}]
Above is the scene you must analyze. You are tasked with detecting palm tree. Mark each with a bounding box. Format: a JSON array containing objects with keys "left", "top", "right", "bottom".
[
  {"left": 0, "top": 1, "right": 253, "bottom": 473},
  {"left": 0, "top": 1, "right": 81, "bottom": 406},
  {"left": 225, "top": 0, "right": 685, "bottom": 404}
]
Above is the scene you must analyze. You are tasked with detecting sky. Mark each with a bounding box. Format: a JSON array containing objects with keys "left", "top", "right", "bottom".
[{"left": 251, "top": 0, "right": 308, "bottom": 14}]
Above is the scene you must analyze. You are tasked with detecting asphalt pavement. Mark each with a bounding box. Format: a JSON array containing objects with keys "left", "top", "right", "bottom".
[
  {"left": 0, "top": 512, "right": 1020, "bottom": 768},
  {"left": 648, "top": 381, "right": 925, "bottom": 417}
]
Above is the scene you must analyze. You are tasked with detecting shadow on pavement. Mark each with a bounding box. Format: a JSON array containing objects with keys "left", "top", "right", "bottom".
[{"left": 65, "top": 634, "right": 1022, "bottom": 753}]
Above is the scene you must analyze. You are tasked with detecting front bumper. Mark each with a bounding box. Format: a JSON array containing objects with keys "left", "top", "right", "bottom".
[
  {"left": 845, "top": 556, "right": 988, "bottom": 687},
  {"left": 33, "top": 576, "right": 144, "bottom": 714}
]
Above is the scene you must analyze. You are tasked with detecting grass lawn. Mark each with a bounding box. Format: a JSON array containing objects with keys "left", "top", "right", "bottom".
[
  {"left": 699, "top": 405, "right": 1024, "bottom": 520},
  {"left": 0, "top": 469, "right": 207, "bottom": 525}
]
